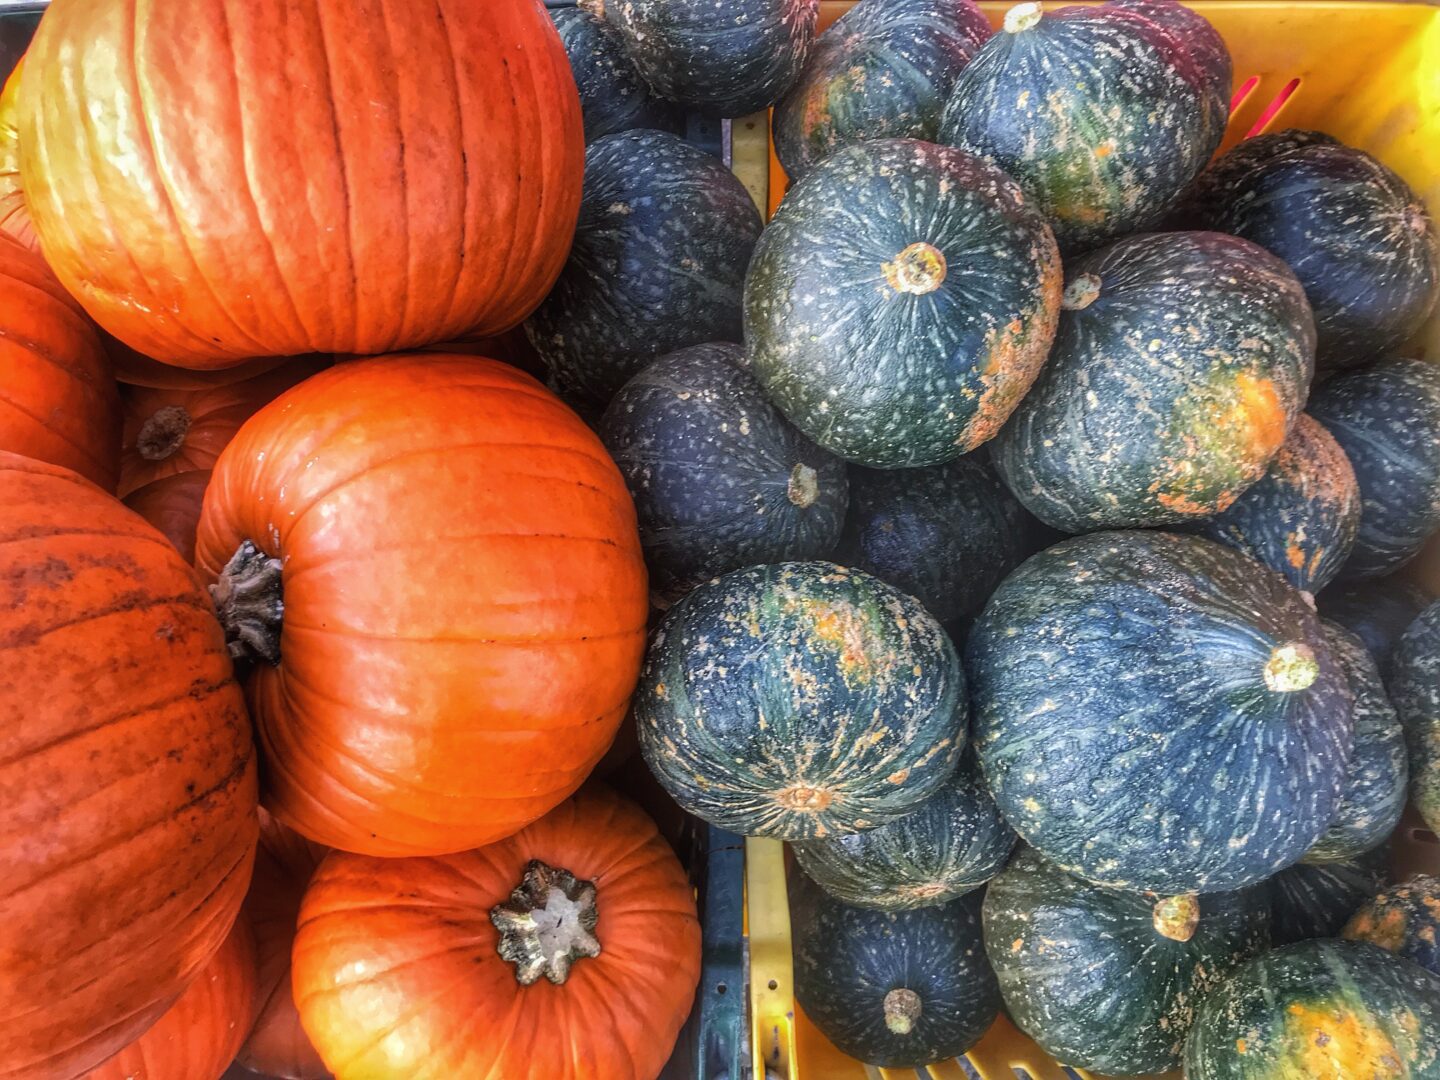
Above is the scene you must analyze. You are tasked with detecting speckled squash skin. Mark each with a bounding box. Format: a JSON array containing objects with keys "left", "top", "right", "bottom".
[
  {"left": 588, "top": 0, "right": 819, "bottom": 117},
  {"left": 745, "top": 138, "right": 1061, "bottom": 469},
  {"left": 792, "top": 753, "right": 1015, "bottom": 911},
  {"left": 772, "top": 0, "right": 991, "bottom": 180},
  {"left": 1305, "top": 621, "right": 1408, "bottom": 864},
  {"left": 983, "top": 847, "right": 1271, "bottom": 1076},
  {"left": 938, "top": 4, "right": 1213, "bottom": 253},
  {"left": 835, "top": 455, "right": 1030, "bottom": 628},
  {"left": 1184, "top": 414, "right": 1360, "bottom": 597},
  {"left": 967, "top": 530, "right": 1353, "bottom": 895},
  {"left": 1270, "top": 847, "right": 1390, "bottom": 946},
  {"left": 636, "top": 562, "right": 965, "bottom": 839},
  {"left": 791, "top": 878, "right": 999, "bottom": 1068},
  {"left": 1183, "top": 940, "right": 1440, "bottom": 1080},
  {"left": 1344, "top": 876, "right": 1440, "bottom": 978},
  {"left": 1318, "top": 577, "right": 1433, "bottom": 676},
  {"left": 1175, "top": 131, "right": 1440, "bottom": 371},
  {"left": 600, "top": 343, "right": 848, "bottom": 606},
  {"left": 993, "top": 231, "right": 1315, "bottom": 533},
  {"left": 526, "top": 129, "right": 762, "bottom": 411},
  {"left": 550, "top": 7, "right": 683, "bottom": 142},
  {"left": 1311, "top": 358, "right": 1440, "bottom": 580},
  {"left": 1390, "top": 601, "right": 1440, "bottom": 836}
]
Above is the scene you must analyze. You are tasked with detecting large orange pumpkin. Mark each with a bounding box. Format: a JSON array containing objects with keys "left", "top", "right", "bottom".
[
  {"left": 84, "top": 915, "right": 258, "bottom": 1080},
  {"left": 0, "top": 233, "right": 120, "bottom": 489},
  {"left": 292, "top": 786, "right": 700, "bottom": 1080},
  {"left": 123, "top": 470, "right": 216, "bottom": 565},
  {"left": 195, "top": 354, "right": 648, "bottom": 856},
  {"left": 0, "top": 56, "right": 32, "bottom": 251},
  {"left": 0, "top": 453, "right": 257, "bottom": 1080}
]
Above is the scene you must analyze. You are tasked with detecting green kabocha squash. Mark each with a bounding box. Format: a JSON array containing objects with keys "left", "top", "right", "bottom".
[
  {"left": 791, "top": 876, "right": 999, "bottom": 1068},
  {"left": 1183, "top": 940, "right": 1440, "bottom": 1080},
  {"left": 1269, "top": 847, "right": 1390, "bottom": 946},
  {"left": 600, "top": 343, "right": 848, "bottom": 606},
  {"left": 1310, "top": 358, "right": 1440, "bottom": 581},
  {"left": 1344, "top": 876, "right": 1440, "bottom": 978},
  {"left": 772, "top": 0, "right": 991, "bottom": 180},
  {"left": 636, "top": 561, "right": 964, "bottom": 839},
  {"left": 1390, "top": 600, "right": 1440, "bottom": 836},
  {"left": 791, "top": 753, "right": 1015, "bottom": 911},
  {"left": 526, "top": 129, "right": 762, "bottom": 411},
  {"left": 1318, "top": 577, "right": 1433, "bottom": 676},
  {"left": 983, "top": 847, "right": 1270, "bottom": 1076},
  {"left": 967, "top": 530, "right": 1353, "bottom": 895},
  {"left": 938, "top": 2, "right": 1217, "bottom": 253},
  {"left": 993, "top": 231, "right": 1315, "bottom": 533},
  {"left": 745, "top": 138, "right": 1061, "bottom": 469},
  {"left": 550, "top": 7, "right": 683, "bottom": 142}
]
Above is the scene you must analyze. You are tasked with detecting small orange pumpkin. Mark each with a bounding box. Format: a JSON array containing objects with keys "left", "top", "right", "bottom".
[
  {"left": 123, "top": 470, "right": 214, "bottom": 565},
  {"left": 108, "top": 338, "right": 291, "bottom": 390}
]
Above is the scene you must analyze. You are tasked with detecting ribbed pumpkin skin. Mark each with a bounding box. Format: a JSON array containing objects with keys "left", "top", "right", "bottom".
[
  {"left": 1318, "top": 577, "right": 1433, "bottom": 675},
  {"left": 1105, "top": 0, "right": 1231, "bottom": 151},
  {"left": 108, "top": 340, "right": 289, "bottom": 390},
  {"left": 526, "top": 129, "right": 763, "bottom": 412},
  {"left": 17, "top": 0, "right": 583, "bottom": 367},
  {"left": 592, "top": 0, "right": 819, "bottom": 117},
  {"left": 551, "top": 7, "right": 682, "bottom": 143},
  {"left": 791, "top": 877, "right": 998, "bottom": 1068},
  {"left": 196, "top": 355, "right": 649, "bottom": 856},
  {"left": 792, "top": 755, "right": 1015, "bottom": 911},
  {"left": 967, "top": 530, "right": 1352, "bottom": 895},
  {"left": 1183, "top": 940, "right": 1440, "bottom": 1080},
  {"left": 994, "top": 232, "right": 1315, "bottom": 533},
  {"left": 599, "top": 343, "right": 848, "bottom": 606},
  {"left": 772, "top": 0, "right": 991, "bottom": 180},
  {"left": 0, "top": 453, "right": 257, "bottom": 1080},
  {"left": 123, "top": 469, "right": 213, "bottom": 565},
  {"left": 1310, "top": 358, "right": 1440, "bottom": 580},
  {"left": 292, "top": 787, "right": 701, "bottom": 1080},
  {"left": 938, "top": 5, "right": 1213, "bottom": 253},
  {"left": 1390, "top": 601, "right": 1440, "bottom": 836},
  {"left": 1344, "top": 876, "right": 1440, "bottom": 978},
  {"left": 983, "top": 848, "right": 1271, "bottom": 1076},
  {"left": 85, "top": 916, "right": 258, "bottom": 1080},
  {"left": 1270, "top": 848, "right": 1389, "bottom": 946},
  {"left": 637, "top": 561, "right": 965, "bottom": 839},
  {"left": 0, "top": 56, "right": 32, "bottom": 251},
  {"left": 1184, "top": 415, "right": 1360, "bottom": 597},
  {"left": 746, "top": 138, "right": 1061, "bottom": 469},
  {"left": 0, "top": 234, "right": 120, "bottom": 490}
]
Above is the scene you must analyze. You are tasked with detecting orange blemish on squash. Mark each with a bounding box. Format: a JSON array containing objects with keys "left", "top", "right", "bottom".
[
  {"left": 886, "top": 767, "right": 911, "bottom": 785},
  {"left": 1237, "top": 1038, "right": 1248, "bottom": 1055},
  {"left": 1287, "top": 542, "right": 1307, "bottom": 570},
  {"left": 1094, "top": 141, "right": 1115, "bottom": 158},
  {"left": 1349, "top": 908, "right": 1411, "bottom": 951},
  {"left": 806, "top": 603, "right": 874, "bottom": 682},
  {"left": 775, "top": 785, "right": 835, "bottom": 812},
  {"left": 1283, "top": 1002, "right": 1407, "bottom": 1078}
]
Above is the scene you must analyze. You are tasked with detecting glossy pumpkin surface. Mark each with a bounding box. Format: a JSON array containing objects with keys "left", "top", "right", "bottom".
[
  {"left": 772, "top": 0, "right": 990, "bottom": 180},
  {"left": 551, "top": 6, "right": 682, "bottom": 143},
  {"left": 1183, "top": 940, "right": 1440, "bottom": 1079},
  {"left": 637, "top": 561, "right": 965, "bottom": 839},
  {"left": 196, "top": 355, "right": 648, "bottom": 856},
  {"left": 967, "top": 530, "right": 1352, "bottom": 894},
  {"left": 993, "top": 231, "right": 1315, "bottom": 533},
  {"left": 292, "top": 786, "right": 700, "bottom": 1080},
  {"left": 1390, "top": 600, "right": 1440, "bottom": 836},
  {"left": 18, "top": 0, "right": 582, "bottom": 367},
  {"left": 1344, "top": 876, "right": 1440, "bottom": 978},
  {"left": 0, "top": 452, "right": 257, "bottom": 1080},
  {"left": 123, "top": 469, "right": 214, "bottom": 565},
  {"left": 746, "top": 138, "right": 1061, "bottom": 469},
  {"left": 1318, "top": 577, "right": 1433, "bottom": 675},
  {"left": 600, "top": 343, "right": 848, "bottom": 606},
  {"left": 983, "top": 847, "right": 1270, "bottom": 1076},
  {"left": 0, "top": 55, "right": 31, "bottom": 251},
  {"left": 1270, "top": 847, "right": 1390, "bottom": 946}
]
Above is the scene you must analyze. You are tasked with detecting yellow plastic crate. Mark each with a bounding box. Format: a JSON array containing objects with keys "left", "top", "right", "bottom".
[{"left": 733, "top": 4, "right": 1440, "bottom": 1077}]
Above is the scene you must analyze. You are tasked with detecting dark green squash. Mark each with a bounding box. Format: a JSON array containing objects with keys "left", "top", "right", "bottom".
[
  {"left": 599, "top": 343, "right": 848, "bottom": 606},
  {"left": 1318, "top": 576, "right": 1433, "bottom": 675},
  {"left": 1390, "top": 600, "right": 1440, "bottom": 837},
  {"left": 745, "top": 138, "right": 1061, "bottom": 469},
  {"left": 550, "top": 7, "right": 684, "bottom": 142},
  {"left": 967, "top": 530, "right": 1353, "bottom": 895},
  {"left": 792, "top": 753, "right": 1015, "bottom": 911},
  {"left": 1184, "top": 414, "right": 1360, "bottom": 598},
  {"left": 1269, "top": 847, "right": 1390, "bottom": 946},
  {"left": 772, "top": 0, "right": 991, "bottom": 180},
  {"left": 525, "top": 129, "right": 763, "bottom": 411},
  {"left": 992, "top": 231, "right": 1315, "bottom": 533},
  {"left": 938, "top": 3, "right": 1217, "bottom": 253},
  {"left": 791, "top": 876, "right": 999, "bottom": 1068},
  {"left": 636, "top": 561, "right": 965, "bottom": 839},
  {"left": 1344, "top": 876, "right": 1440, "bottom": 978},
  {"left": 1183, "top": 940, "right": 1440, "bottom": 1079},
  {"left": 983, "top": 847, "right": 1270, "bottom": 1076}
]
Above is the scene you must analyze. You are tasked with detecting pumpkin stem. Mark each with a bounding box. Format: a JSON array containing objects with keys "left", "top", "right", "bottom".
[
  {"left": 788, "top": 463, "right": 820, "bottom": 508},
  {"left": 490, "top": 859, "right": 602, "bottom": 986},
  {"left": 136, "top": 405, "right": 193, "bottom": 462},
  {"left": 1062, "top": 273, "right": 1102, "bottom": 311},
  {"left": 578, "top": 0, "right": 604, "bottom": 16},
  {"left": 1264, "top": 642, "right": 1319, "bottom": 693},
  {"left": 884, "top": 243, "right": 947, "bottom": 296},
  {"left": 1003, "top": 2, "right": 1043, "bottom": 33},
  {"left": 884, "top": 988, "right": 923, "bottom": 1035},
  {"left": 1152, "top": 893, "right": 1201, "bottom": 942},
  {"left": 211, "top": 540, "right": 285, "bottom": 667}
]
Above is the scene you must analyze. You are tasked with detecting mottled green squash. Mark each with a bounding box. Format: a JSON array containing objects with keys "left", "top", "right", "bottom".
[
  {"left": 1344, "top": 876, "right": 1440, "bottom": 978},
  {"left": 1270, "top": 848, "right": 1390, "bottom": 946},
  {"left": 1390, "top": 600, "right": 1440, "bottom": 837},
  {"left": 550, "top": 7, "right": 683, "bottom": 142}
]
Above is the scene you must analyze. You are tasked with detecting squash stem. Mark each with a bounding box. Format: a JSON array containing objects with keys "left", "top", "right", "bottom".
[
  {"left": 788, "top": 463, "right": 820, "bottom": 508},
  {"left": 1152, "top": 893, "right": 1201, "bottom": 942},
  {"left": 136, "top": 405, "right": 192, "bottom": 461},
  {"left": 884, "top": 243, "right": 948, "bottom": 296},
  {"left": 490, "top": 859, "right": 602, "bottom": 986},
  {"left": 1264, "top": 642, "right": 1319, "bottom": 693},
  {"left": 210, "top": 539, "right": 285, "bottom": 667},
  {"left": 1062, "top": 273, "right": 1102, "bottom": 311},
  {"left": 1003, "top": 2, "right": 1043, "bottom": 34},
  {"left": 884, "top": 987, "right": 923, "bottom": 1035}
]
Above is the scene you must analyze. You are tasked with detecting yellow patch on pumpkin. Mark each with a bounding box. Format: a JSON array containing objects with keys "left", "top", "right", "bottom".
[{"left": 1282, "top": 1002, "right": 1407, "bottom": 1079}]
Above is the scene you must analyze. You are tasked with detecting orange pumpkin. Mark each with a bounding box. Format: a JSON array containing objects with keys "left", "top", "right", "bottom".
[
  {"left": 0, "top": 453, "right": 257, "bottom": 1080},
  {"left": 239, "top": 810, "right": 329, "bottom": 1080},
  {"left": 109, "top": 338, "right": 290, "bottom": 390},
  {"left": 0, "top": 55, "right": 33, "bottom": 251},
  {"left": 0, "top": 233, "right": 120, "bottom": 489},
  {"left": 85, "top": 915, "right": 258, "bottom": 1080},
  {"left": 123, "top": 469, "right": 213, "bottom": 565},
  {"left": 292, "top": 786, "right": 700, "bottom": 1080},
  {"left": 195, "top": 354, "right": 648, "bottom": 856},
  {"left": 17, "top": 0, "right": 583, "bottom": 368}
]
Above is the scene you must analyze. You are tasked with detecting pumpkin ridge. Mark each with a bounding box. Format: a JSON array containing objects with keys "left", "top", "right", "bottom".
[
  {"left": 0, "top": 392, "right": 113, "bottom": 471},
  {"left": 0, "top": 589, "right": 215, "bottom": 652}
]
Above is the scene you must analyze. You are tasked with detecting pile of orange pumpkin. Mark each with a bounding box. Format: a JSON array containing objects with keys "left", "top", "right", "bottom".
[{"left": 0, "top": 2, "right": 704, "bottom": 1078}]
